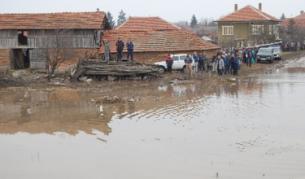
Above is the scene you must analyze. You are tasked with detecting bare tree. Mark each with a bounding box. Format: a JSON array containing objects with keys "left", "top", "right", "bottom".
[
  {"left": 280, "top": 19, "right": 305, "bottom": 48},
  {"left": 46, "top": 29, "right": 74, "bottom": 80}
]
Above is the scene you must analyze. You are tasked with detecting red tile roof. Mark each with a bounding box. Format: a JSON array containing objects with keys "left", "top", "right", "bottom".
[
  {"left": 102, "top": 17, "right": 219, "bottom": 53},
  {"left": 282, "top": 13, "right": 305, "bottom": 28},
  {"left": 0, "top": 12, "right": 106, "bottom": 30},
  {"left": 117, "top": 17, "right": 179, "bottom": 31},
  {"left": 218, "top": 5, "right": 279, "bottom": 22}
]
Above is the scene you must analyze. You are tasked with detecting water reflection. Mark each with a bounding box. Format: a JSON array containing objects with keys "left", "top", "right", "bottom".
[
  {"left": 0, "top": 88, "right": 111, "bottom": 135},
  {"left": 1, "top": 68, "right": 305, "bottom": 179},
  {"left": 0, "top": 78, "right": 265, "bottom": 136}
]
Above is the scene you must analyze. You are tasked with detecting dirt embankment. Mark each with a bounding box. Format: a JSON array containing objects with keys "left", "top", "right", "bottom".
[{"left": 0, "top": 51, "right": 304, "bottom": 88}]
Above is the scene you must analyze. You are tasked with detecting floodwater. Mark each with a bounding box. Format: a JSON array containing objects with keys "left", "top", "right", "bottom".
[{"left": 1, "top": 57, "right": 305, "bottom": 179}]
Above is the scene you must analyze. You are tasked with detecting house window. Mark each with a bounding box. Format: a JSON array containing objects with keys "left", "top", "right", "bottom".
[
  {"left": 273, "top": 25, "right": 279, "bottom": 36},
  {"left": 222, "top": 26, "right": 234, "bottom": 36},
  {"left": 269, "top": 25, "right": 273, "bottom": 35},
  {"left": 252, "top": 25, "right": 265, "bottom": 35}
]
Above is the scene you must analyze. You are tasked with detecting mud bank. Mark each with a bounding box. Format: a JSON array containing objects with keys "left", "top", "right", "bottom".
[{"left": 0, "top": 51, "right": 304, "bottom": 89}]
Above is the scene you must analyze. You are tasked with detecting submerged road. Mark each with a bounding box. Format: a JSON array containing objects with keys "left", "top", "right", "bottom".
[{"left": 1, "top": 55, "right": 305, "bottom": 179}]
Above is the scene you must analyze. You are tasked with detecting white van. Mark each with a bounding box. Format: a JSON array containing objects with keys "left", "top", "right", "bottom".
[{"left": 154, "top": 54, "right": 195, "bottom": 71}]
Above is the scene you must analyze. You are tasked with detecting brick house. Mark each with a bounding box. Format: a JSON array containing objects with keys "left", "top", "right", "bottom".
[
  {"left": 0, "top": 11, "right": 108, "bottom": 72},
  {"left": 216, "top": 3, "right": 281, "bottom": 48},
  {"left": 101, "top": 17, "right": 220, "bottom": 64}
]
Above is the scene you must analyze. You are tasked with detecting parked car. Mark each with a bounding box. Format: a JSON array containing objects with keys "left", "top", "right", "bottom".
[
  {"left": 154, "top": 54, "right": 195, "bottom": 71},
  {"left": 270, "top": 46, "right": 282, "bottom": 60},
  {"left": 257, "top": 47, "right": 282, "bottom": 63}
]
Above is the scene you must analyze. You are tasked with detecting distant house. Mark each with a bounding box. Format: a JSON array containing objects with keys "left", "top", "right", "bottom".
[
  {"left": 216, "top": 3, "right": 281, "bottom": 48},
  {"left": 280, "top": 11, "right": 305, "bottom": 48},
  {"left": 281, "top": 11, "right": 305, "bottom": 28},
  {"left": 101, "top": 17, "right": 219, "bottom": 63},
  {"left": 0, "top": 11, "right": 108, "bottom": 71}
]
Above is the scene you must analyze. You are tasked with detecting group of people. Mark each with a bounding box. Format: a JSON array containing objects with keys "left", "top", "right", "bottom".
[
  {"left": 209, "top": 51, "right": 240, "bottom": 76},
  {"left": 102, "top": 38, "right": 135, "bottom": 62},
  {"left": 165, "top": 52, "right": 208, "bottom": 75},
  {"left": 282, "top": 41, "right": 305, "bottom": 51},
  {"left": 165, "top": 51, "right": 241, "bottom": 77},
  {"left": 241, "top": 48, "right": 258, "bottom": 67}
]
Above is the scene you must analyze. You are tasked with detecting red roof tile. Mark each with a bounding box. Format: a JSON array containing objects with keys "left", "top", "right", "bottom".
[
  {"left": 0, "top": 12, "right": 106, "bottom": 30},
  {"left": 218, "top": 5, "right": 279, "bottom": 22},
  {"left": 117, "top": 17, "right": 179, "bottom": 31},
  {"left": 102, "top": 17, "right": 219, "bottom": 53}
]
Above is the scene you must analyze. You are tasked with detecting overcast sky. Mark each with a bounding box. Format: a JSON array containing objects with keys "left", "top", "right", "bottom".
[{"left": 1, "top": 0, "right": 304, "bottom": 22}]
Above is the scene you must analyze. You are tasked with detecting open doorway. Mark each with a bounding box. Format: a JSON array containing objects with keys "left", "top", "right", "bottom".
[
  {"left": 10, "top": 49, "right": 30, "bottom": 69},
  {"left": 10, "top": 30, "right": 30, "bottom": 69}
]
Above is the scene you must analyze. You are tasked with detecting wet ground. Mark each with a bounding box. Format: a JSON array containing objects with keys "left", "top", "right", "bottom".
[{"left": 1, "top": 55, "right": 305, "bottom": 179}]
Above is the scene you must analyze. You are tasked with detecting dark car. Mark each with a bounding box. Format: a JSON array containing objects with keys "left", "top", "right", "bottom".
[{"left": 257, "top": 47, "right": 282, "bottom": 63}]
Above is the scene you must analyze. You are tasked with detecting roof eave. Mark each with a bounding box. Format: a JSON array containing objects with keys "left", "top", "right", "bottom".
[
  {"left": 131, "top": 47, "right": 220, "bottom": 53},
  {"left": 0, "top": 27, "right": 102, "bottom": 30},
  {"left": 216, "top": 19, "right": 281, "bottom": 23}
]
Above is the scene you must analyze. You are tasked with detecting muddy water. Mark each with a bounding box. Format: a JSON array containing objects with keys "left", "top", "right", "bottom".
[{"left": 1, "top": 58, "right": 305, "bottom": 179}]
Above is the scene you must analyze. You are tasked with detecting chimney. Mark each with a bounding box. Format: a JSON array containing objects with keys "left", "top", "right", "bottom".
[
  {"left": 258, "top": 3, "right": 262, "bottom": 11},
  {"left": 301, "top": 10, "right": 304, "bottom": 15},
  {"left": 234, "top": 4, "right": 238, "bottom": 12}
]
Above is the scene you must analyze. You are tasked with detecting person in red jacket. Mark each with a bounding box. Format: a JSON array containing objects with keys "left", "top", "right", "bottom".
[{"left": 165, "top": 54, "right": 173, "bottom": 72}]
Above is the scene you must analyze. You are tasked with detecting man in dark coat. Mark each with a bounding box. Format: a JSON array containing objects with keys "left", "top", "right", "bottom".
[
  {"left": 116, "top": 38, "right": 125, "bottom": 61},
  {"left": 127, "top": 40, "right": 134, "bottom": 61},
  {"left": 231, "top": 55, "right": 239, "bottom": 75}
]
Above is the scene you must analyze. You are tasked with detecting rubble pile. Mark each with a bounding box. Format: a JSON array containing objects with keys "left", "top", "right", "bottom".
[{"left": 71, "top": 60, "right": 164, "bottom": 81}]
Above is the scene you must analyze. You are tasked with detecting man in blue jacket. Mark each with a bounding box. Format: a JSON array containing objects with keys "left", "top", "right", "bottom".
[{"left": 127, "top": 40, "right": 134, "bottom": 61}]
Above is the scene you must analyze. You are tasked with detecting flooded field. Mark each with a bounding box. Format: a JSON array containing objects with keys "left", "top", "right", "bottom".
[{"left": 1, "top": 57, "right": 305, "bottom": 179}]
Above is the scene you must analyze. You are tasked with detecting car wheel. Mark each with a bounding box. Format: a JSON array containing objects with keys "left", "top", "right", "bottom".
[
  {"left": 159, "top": 66, "right": 166, "bottom": 73},
  {"left": 182, "top": 66, "right": 186, "bottom": 73}
]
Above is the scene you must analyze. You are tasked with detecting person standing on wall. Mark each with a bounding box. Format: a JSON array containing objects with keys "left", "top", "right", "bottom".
[
  {"left": 102, "top": 40, "right": 110, "bottom": 64},
  {"left": 127, "top": 40, "right": 134, "bottom": 61},
  {"left": 116, "top": 38, "right": 125, "bottom": 62}
]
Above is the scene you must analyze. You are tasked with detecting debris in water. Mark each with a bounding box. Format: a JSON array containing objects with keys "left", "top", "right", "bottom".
[
  {"left": 128, "top": 98, "right": 136, "bottom": 103},
  {"left": 102, "top": 96, "right": 122, "bottom": 104},
  {"left": 97, "top": 138, "right": 107, "bottom": 143}
]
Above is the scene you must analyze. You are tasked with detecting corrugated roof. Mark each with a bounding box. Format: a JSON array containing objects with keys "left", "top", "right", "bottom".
[
  {"left": 0, "top": 11, "right": 106, "bottom": 30},
  {"left": 102, "top": 17, "right": 219, "bottom": 53},
  {"left": 218, "top": 5, "right": 279, "bottom": 22}
]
